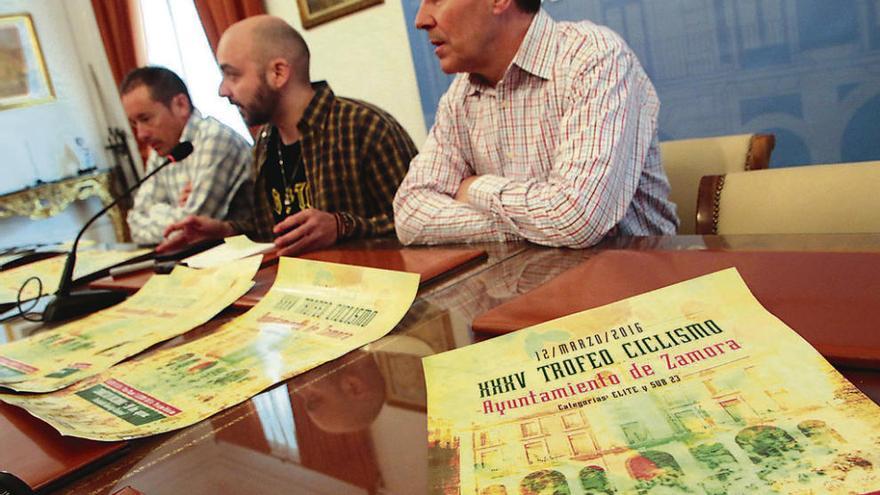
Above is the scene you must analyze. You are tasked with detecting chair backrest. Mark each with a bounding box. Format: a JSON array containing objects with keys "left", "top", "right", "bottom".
[
  {"left": 695, "top": 161, "right": 880, "bottom": 235},
  {"left": 660, "top": 133, "right": 775, "bottom": 234}
]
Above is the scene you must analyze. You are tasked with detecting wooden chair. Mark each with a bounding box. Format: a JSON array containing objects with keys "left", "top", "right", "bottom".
[
  {"left": 696, "top": 161, "right": 880, "bottom": 235},
  {"left": 660, "top": 133, "right": 775, "bottom": 234}
]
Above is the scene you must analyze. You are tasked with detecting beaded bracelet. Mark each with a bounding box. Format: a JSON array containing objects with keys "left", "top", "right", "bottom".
[{"left": 333, "top": 212, "right": 354, "bottom": 240}]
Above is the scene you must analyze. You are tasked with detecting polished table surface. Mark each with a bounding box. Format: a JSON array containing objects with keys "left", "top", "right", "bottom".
[{"left": 2, "top": 234, "right": 879, "bottom": 494}]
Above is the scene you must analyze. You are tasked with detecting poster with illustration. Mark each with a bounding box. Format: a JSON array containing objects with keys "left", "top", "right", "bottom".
[
  {"left": 0, "top": 257, "right": 259, "bottom": 392},
  {"left": 1, "top": 258, "right": 419, "bottom": 440},
  {"left": 425, "top": 269, "right": 880, "bottom": 494}
]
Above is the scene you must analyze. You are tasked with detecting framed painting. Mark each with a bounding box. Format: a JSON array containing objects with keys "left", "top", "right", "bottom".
[
  {"left": 375, "top": 351, "right": 427, "bottom": 412},
  {"left": 0, "top": 14, "right": 54, "bottom": 111},
  {"left": 296, "top": 0, "right": 384, "bottom": 29}
]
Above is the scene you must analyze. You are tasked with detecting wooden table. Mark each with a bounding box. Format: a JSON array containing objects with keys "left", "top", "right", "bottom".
[{"left": 3, "top": 234, "right": 876, "bottom": 494}]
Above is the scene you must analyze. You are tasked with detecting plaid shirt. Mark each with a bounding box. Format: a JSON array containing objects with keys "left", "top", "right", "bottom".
[
  {"left": 394, "top": 10, "right": 678, "bottom": 248},
  {"left": 128, "top": 110, "right": 253, "bottom": 244},
  {"left": 234, "top": 82, "right": 416, "bottom": 241}
]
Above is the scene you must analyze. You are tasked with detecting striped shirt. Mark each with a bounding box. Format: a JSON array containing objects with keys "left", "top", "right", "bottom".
[
  {"left": 235, "top": 82, "right": 417, "bottom": 241},
  {"left": 128, "top": 110, "right": 253, "bottom": 244},
  {"left": 393, "top": 10, "right": 678, "bottom": 248}
]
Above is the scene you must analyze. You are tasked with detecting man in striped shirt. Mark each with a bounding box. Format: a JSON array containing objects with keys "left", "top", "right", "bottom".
[
  {"left": 122, "top": 67, "right": 253, "bottom": 245},
  {"left": 393, "top": 0, "right": 678, "bottom": 247},
  {"left": 157, "top": 16, "right": 416, "bottom": 256}
]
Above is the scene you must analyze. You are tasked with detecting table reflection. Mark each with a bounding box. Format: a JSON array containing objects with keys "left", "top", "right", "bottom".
[{"left": 11, "top": 234, "right": 878, "bottom": 494}]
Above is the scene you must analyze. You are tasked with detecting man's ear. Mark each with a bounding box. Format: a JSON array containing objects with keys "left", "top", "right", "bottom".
[
  {"left": 491, "top": 0, "right": 515, "bottom": 15},
  {"left": 170, "top": 93, "right": 191, "bottom": 117},
  {"left": 266, "top": 57, "right": 291, "bottom": 89}
]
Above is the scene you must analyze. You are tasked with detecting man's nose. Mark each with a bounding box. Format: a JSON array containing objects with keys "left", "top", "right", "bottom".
[
  {"left": 135, "top": 124, "right": 150, "bottom": 140},
  {"left": 415, "top": 2, "right": 434, "bottom": 30}
]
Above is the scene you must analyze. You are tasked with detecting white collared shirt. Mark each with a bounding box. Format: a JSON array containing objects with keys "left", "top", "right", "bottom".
[
  {"left": 128, "top": 110, "right": 253, "bottom": 244},
  {"left": 394, "top": 10, "right": 678, "bottom": 247}
]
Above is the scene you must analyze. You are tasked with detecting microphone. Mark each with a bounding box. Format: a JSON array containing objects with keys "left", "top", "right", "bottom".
[
  {"left": 0, "top": 471, "right": 35, "bottom": 495},
  {"left": 42, "top": 141, "right": 194, "bottom": 322}
]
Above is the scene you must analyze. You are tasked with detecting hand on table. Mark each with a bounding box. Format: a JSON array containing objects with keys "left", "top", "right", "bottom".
[
  {"left": 156, "top": 215, "right": 234, "bottom": 253},
  {"left": 273, "top": 209, "right": 338, "bottom": 257},
  {"left": 178, "top": 181, "right": 193, "bottom": 207}
]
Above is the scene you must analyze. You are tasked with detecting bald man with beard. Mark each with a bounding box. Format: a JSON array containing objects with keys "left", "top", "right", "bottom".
[{"left": 159, "top": 16, "right": 417, "bottom": 256}]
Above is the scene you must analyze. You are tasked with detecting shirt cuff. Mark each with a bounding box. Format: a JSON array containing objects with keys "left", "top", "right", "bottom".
[{"left": 466, "top": 174, "right": 509, "bottom": 213}]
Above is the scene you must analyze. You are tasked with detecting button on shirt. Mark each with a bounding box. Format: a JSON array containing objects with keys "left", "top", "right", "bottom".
[
  {"left": 128, "top": 111, "right": 253, "bottom": 244},
  {"left": 393, "top": 10, "right": 678, "bottom": 248}
]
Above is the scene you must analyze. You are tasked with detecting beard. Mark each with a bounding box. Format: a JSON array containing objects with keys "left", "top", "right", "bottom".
[{"left": 239, "top": 80, "right": 280, "bottom": 126}]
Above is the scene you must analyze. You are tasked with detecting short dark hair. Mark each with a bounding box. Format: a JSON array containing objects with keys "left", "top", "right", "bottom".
[
  {"left": 120, "top": 66, "right": 192, "bottom": 109},
  {"left": 515, "top": 0, "right": 541, "bottom": 13}
]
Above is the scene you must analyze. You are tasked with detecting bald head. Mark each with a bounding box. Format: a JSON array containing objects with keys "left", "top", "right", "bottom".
[
  {"left": 220, "top": 15, "right": 311, "bottom": 85},
  {"left": 296, "top": 352, "right": 387, "bottom": 433}
]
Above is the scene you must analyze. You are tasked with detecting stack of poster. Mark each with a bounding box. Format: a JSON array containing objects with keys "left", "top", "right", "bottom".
[
  {"left": 0, "top": 257, "right": 260, "bottom": 392},
  {"left": 0, "top": 258, "right": 419, "bottom": 440},
  {"left": 424, "top": 268, "right": 880, "bottom": 494},
  {"left": 0, "top": 248, "right": 150, "bottom": 304}
]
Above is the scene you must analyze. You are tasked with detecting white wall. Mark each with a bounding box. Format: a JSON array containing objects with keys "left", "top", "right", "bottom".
[
  {"left": 62, "top": 0, "right": 141, "bottom": 181},
  {"left": 0, "top": 0, "right": 129, "bottom": 246},
  {"left": 265, "top": 0, "right": 427, "bottom": 147},
  {"left": 0, "top": 0, "right": 111, "bottom": 192}
]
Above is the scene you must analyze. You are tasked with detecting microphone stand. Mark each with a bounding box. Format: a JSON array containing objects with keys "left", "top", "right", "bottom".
[{"left": 42, "top": 142, "right": 193, "bottom": 322}]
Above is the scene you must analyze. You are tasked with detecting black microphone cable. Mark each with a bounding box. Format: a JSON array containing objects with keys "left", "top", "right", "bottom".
[
  {"left": 5, "top": 141, "right": 194, "bottom": 324},
  {"left": 15, "top": 276, "right": 44, "bottom": 322}
]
